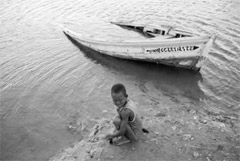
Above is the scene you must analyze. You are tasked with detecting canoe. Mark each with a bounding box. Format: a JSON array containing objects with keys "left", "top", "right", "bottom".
[{"left": 63, "top": 22, "right": 216, "bottom": 71}]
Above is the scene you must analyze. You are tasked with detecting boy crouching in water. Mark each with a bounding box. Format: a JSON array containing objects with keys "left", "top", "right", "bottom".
[{"left": 104, "top": 83, "right": 143, "bottom": 145}]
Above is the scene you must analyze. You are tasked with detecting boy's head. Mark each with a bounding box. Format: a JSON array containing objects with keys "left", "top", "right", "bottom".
[{"left": 111, "top": 84, "right": 128, "bottom": 108}]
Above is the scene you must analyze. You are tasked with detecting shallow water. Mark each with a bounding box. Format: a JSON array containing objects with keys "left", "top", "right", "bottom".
[{"left": 0, "top": 0, "right": 240, "bottom": 160}]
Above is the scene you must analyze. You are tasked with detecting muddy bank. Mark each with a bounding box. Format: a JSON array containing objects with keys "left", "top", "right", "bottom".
[{"left": 50, "top": 103, "right": 239, "bottom": 161}]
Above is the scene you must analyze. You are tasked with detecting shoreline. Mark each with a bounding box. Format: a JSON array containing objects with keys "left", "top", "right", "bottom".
[{"left": 50, "top": 102, "right": 240, "bottom": 161}]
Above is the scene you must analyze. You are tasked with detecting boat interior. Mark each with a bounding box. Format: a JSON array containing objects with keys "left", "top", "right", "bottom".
[{"left": 113, "top": 23, "right": 193, "bottom": 39}]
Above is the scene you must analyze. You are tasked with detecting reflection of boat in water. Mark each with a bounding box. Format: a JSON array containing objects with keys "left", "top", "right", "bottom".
[
  {"left": 63, "top": 22, "right": 216, "bottom": 71},
  {"left": 64, "top": 31, "right": 204, "bottom": 101}
]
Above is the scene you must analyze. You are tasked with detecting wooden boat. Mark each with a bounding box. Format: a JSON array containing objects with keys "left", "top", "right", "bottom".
[{"left": 63, "top": 22, "right": 215, "bottom": 71}]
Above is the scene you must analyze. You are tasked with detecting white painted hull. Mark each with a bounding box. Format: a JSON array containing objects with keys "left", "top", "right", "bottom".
[{"left": 63, "top": 27, "right": 215, "bottom": 71}]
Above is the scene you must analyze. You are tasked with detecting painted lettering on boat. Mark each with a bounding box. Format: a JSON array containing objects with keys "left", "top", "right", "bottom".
[{"left": 146, "top": 46, "right": 199, "bottom": 53}]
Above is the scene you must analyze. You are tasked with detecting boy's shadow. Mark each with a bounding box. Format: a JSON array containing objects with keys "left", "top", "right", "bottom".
[{"left": 64, "top": 32, "right": 204, "bottom": 101}]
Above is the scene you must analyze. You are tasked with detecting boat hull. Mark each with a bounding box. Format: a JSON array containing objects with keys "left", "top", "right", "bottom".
[{"left": 63, "top": 28, "right": 215, "bottom": 71}]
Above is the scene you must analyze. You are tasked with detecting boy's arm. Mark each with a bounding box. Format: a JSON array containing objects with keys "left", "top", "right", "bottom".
[{"left": 108, "top": 110, "right": 130, "bottom": 138}]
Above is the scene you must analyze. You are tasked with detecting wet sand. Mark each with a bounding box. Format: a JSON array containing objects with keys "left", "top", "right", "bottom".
[{"left": 50, "top": 99, "right": 240, "bottom": 161}]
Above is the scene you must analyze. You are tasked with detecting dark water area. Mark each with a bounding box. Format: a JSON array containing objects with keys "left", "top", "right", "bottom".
[{"left": 0, "top": 0, "right": 240, "bottom": 160}]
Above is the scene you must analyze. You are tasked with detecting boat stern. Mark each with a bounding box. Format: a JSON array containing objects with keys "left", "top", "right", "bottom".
[{"left": 195, "top": 36, "right": 216, "bottom": 69}]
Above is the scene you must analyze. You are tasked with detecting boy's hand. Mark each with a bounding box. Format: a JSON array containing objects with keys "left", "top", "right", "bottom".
[{"left": 104, "top": 134, "right": 113, "bottom": 140}]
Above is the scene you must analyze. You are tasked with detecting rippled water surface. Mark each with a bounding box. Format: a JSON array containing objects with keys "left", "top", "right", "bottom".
[{"left": 1, "top": 0, "right": 240, "bottom": 160}]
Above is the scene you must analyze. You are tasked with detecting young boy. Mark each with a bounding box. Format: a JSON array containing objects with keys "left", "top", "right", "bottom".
[{"left": 104, "top": 83, "right": 143, "bottom": 145}]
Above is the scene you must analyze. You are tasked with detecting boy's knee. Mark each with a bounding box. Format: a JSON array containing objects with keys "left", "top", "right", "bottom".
[{"left": 113, "top": 117, "right": 121, "bottom": 125}]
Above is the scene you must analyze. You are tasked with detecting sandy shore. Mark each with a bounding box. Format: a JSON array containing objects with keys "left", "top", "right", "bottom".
[{"left": 49, "top": 101, "right": 239, "bottom": 161}]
